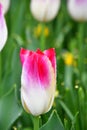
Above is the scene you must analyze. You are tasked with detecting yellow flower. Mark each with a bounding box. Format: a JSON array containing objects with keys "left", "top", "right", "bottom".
[
  {"left": 34, "top": 24, "right": 42, "bottom": 37},
  {"left": 44, "top": 27, "right": 49, "bottom": 37},
  {"left": 64, "top": 52, "right": 74, "bottom": 66},
  {"left": 34, "top": 24, "right": 49, "bottom": 37}
]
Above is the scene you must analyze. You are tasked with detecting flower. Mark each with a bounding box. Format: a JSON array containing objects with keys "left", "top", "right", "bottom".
[
  {"left": 20, "top": 48, "right": 56, "bottom": 116},
  {"left": 67, "top": 0, "right": 87, "bottom": 21},
  {"left": 30, "top": 0, "right": 61, "bottom": 22},
  {"left": 34, "top": 24, "right": 42, "bottom": 37},
  {"left": 63, "top": 52, "right": 74, "bottom": 66},
  {"left": 0, "top": 3, "right": 8, "bottom": 51},
  {"left": 34, "top": 24, "right": 49, "bottom": 37},
  {"left": 0, "top": 0, "right": 10, "bottom": 14},
  {"left": 44, "top": 27, "right": 49, "bottom": 37}
]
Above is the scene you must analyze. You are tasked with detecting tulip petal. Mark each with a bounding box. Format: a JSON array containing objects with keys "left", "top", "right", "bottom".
[
  {"left": 44, "top": 48, "right": 56, "bottom": 73},
  {"left": 20, "top": 48, "right": 33, "bottom": 65},
  {"left": 0, "top": 0, "right": 10, "bottom": 14},
  {"left": 21, "top": 51, "right": 56, "bottom": 115},
  {"left": 68, "top": 0, "right": 87, "bottom": 21},
  {"left": 76, "top": 0, "right": 87, "bottom": 4},
  {"left": 21, "top": 85, "right": 52, "bottom": 115},
  {"left": 0, "top": 4, "right": 7, "bottom": 51},
  {"left": 30, "top": 0, "right": 61, "bottom": 22},
  {"left": 22, "top": 52, "right": 52, "bottom": 88}
]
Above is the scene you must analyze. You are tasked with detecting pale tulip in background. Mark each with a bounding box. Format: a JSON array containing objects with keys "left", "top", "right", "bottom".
[
  {"left": 0, "top": 0, "right": 10, "bottom": 14},
  {"left": 0, "top": 3, "right": 8, "bottom": 51},
  {"left": 30, "top": 0, "right": 61, "bottom": 22},
  {"left": 20, "top": 48, "right": 56, "bottom": 116},
  {"left": 68, "top": 0, "right": 87, "bottom": 21}
]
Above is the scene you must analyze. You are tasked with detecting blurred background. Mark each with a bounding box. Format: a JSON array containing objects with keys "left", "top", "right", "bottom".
[{"left": 0, "top": 0, "right": 87, "bottom": 130}]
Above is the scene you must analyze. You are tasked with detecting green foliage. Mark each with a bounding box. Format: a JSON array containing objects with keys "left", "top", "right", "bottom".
[
  {"left": 40, "top": 110, "right": 65, "bottom": 130},
  {"left": 0, "top": 86, "right": 22, "bottom": 130},
  {"left": 0, "top": 0, "right": 87, "bottom": 130}
]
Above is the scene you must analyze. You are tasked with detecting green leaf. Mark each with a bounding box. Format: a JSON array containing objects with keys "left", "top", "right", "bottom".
[
  {"left": 58, "top": 99, "right": 74, "bottom": 121},
  {"left": 40, "top": 110, "right": 65, "bottom": 130},
  {"left": 64, "top": 66, "right": 73, "bottom": 88},
  {"left": 0, "top": 85, "right": 23, "bottom": 130},
  {"left": 78, "top": 87, "right": 85, "bottom": 130},
  {"left": 71, "top": 112, "right": 79, "bottom": 130},
  {"left": 64, "top": 118, "right": 69, "bottom": 130}
]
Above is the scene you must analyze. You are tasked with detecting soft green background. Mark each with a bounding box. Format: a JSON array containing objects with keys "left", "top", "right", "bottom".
[{"left": 0, "top": 0, "right": 87, "bottom": 130}]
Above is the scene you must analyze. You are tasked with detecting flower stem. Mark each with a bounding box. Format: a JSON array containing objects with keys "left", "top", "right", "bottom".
[
  {"left": 33, "top": 116, "right": 39, "bottom": 130},
  {"left": 40, "top": 24, "right": 46, "bottom": 51},
  {"left": 78, "top": 23, "right": 84, "bottom": 77}
]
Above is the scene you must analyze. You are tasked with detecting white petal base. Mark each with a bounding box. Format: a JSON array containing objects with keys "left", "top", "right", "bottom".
[{"left": 21, "top": 86, "right": 51, "bottom": 116}]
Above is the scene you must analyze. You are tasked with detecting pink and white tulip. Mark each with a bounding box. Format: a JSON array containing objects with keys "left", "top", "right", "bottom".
[
  {"left": 20, "top": 48, "right": 56, "bottom": 116},
  {"left": 0, "top": 0, "right": 10, "bottom": 14},
  {"left": 0, "top": 4, "right": 8, "bottom": 51},
  {"left": 68, "top": 0, "right": 87, "bottom": 21},
  {"left": 30, "top": 0, "right": 61, "bottom": 22}
]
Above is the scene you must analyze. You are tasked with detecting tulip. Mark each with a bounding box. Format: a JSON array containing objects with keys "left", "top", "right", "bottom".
[
  {"left": 0, "top": 3, "right": 8, "bottom": 51},
  {"left": 20, "top": 48, "right": 56, "bottom": 116},
  {"left": 0, "top": 0, "right": 10, "bottom": 14},
  {"left": 67, "top": 0, "right": 87, "bottom": 21},
  {"left": 30, "top": 0, "right": 61, "bottom": 22}
]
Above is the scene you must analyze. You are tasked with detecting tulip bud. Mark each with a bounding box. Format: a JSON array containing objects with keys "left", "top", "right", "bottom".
[
  {"left": 68, "top": 0, "right": 87, "bottom": 21},
  {"left": 20, "top": 48, "right": 56, "bottom": 116},
  {"left": 0, "top": 0, "right": 10, "bottom": 14},
  {"left": 0, "top": 4, "right": 8, "bottom": 51},
  {"left": 30, "top": 0, "right": 61, "bottom": 22}
]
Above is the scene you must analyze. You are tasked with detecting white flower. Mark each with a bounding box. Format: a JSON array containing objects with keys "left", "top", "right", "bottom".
[
  {"left": 30, "top": 0, "right": 61, "bottom": 22},
  {"left": 0, "top": 4, "right": 8, "bottom": 51},
  {"left": 0, "top": 0, "right": 10, "bottom": 14},
  {"left": 68, "top": 0, "right": 87, "bottom": 21}
]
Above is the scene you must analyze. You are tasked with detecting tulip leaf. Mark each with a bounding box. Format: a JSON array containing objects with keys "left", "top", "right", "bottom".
[
  {"left": 40, "top": 110, "right": 65, "bottom": 130},
  {"left": 0, "top": 85, "right": 23, "bottom": 130}
]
